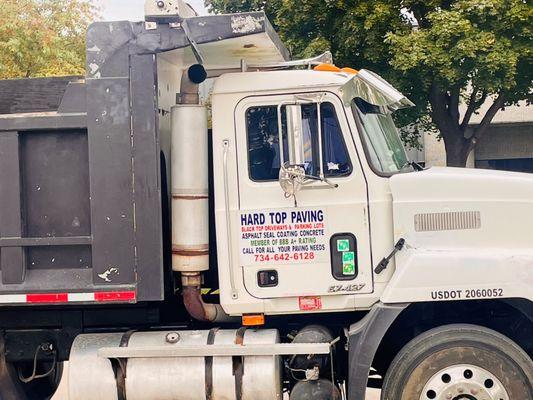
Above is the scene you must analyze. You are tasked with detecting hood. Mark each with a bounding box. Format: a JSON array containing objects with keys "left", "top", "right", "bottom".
[
  {"left": 391, "top": 167, "right": 533, "bottom": 202},
  {"left": 390, "top": 167, "right": 533, "bottom": 251}
]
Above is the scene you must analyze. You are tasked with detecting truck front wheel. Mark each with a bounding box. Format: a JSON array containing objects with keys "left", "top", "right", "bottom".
[{"left": 381, "top": 324, "right": 533, "bottom": 400}]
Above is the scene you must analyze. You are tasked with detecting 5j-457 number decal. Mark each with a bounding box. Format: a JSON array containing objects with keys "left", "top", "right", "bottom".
[{"left": 431, "top": 288, "right": 504, "bottom": 300}]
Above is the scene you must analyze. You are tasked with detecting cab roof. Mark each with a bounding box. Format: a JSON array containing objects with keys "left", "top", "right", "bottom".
[{"left": 212, "top": 70, "right": 354, "bottom": 95}]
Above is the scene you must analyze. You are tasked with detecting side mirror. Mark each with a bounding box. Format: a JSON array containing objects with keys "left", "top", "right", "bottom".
[
  {"left": 285, "top": 105, "right": 306, "bottom": 166},
  {"left": 278, "top": 101, "right": 338, "bottom": 202},
  {"left": 279, "top": 162, "right": 305, "bottom": 198}
]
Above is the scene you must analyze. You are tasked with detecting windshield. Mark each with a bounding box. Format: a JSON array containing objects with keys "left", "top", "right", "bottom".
[{"left": 351, "top": 97, "right": 409, "bottom": 174}]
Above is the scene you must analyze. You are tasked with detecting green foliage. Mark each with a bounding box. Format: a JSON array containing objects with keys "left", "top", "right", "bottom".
[
  {"left": 387, "top": 0, "right": 531, "bottom": 101},
  {"left": 0, "top": 0, "right": 97, "bottom": 79},
  {"left": 206, "top": 0, "right": 532, "bottom": 164},
  {"left": 206, "top": 0, "right": 279, "bottom": 14}
]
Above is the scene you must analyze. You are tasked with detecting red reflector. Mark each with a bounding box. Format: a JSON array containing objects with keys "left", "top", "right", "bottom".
[
  {"left": 27, "top": 293, "right": 68, "bottom": 303},
  {"left": 95, "top": 291, "right": 136, "bottom": 302},
  {"left": 299, "top": 296, "right": 322, "bottom": 311}
]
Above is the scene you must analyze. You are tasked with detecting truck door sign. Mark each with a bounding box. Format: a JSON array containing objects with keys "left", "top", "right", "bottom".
[{"left": 239, "top": 208, "right": 329, "bottom": 264}]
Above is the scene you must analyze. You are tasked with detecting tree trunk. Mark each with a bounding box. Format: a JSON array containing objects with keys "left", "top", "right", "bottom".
[
  {"left": 443, "top": 136, "right": 471, "bottom": 167},
  {"left": 429, "top": 83, "right": 504, "bottom": 168},
  {"left": 441, "top": 96, "right": 504, "bottom": 168},
  {"left": 429, "top": 84, "right": 471, "bottom": 167}
]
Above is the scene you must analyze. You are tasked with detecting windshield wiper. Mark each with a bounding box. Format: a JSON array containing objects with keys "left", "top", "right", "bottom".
[{"left": 401, "top": 160, "right": 425, "bottom": 172}]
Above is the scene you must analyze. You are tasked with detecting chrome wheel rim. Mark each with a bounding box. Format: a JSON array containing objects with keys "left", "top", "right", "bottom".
[{"left": 420, "top": 364, "right": 509, "bottom": 400}]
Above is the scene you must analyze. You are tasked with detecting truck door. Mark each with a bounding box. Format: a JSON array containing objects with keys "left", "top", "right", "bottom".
[{"left": 233, "top": 92, "right": 373, "bottom": 306}]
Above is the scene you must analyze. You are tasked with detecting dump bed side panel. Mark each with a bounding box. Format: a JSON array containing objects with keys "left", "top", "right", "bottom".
[
  {"left": 0, "top": 73, "right": 164, "bottom": 304},
  {"left": 0, "top": 13, "right": 289, "bottom": 305}
]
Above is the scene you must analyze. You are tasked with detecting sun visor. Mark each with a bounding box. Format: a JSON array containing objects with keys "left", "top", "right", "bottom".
[{"left": 340, "top": 69, "right": 414, "bottom": 111}]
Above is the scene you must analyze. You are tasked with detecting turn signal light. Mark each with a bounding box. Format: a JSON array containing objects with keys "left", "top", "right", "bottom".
[
  {"left": 242, "top": 313, "right": 265, "bottom": 326},
  {"left": 314, "top": 64, "right": 342, "bottom": 72},
  {"left": 314, "top": 64, "right": 359, "bottom": 74},
  {"left": 341, "top": 67, "right": 358, "bottom": 74}
]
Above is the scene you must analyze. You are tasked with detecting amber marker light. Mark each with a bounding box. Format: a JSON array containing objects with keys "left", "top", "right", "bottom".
[
  {"left": 242, "top": 313, "right": 266, "bottom": 326},
  {"left": 341, "top": 67, "right": 358, "bottom": 74},
  {"left": 313, "top": 63, "right": 342, "bottom": 72}
]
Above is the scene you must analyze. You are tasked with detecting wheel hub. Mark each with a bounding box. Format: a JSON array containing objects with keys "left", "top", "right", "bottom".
[{"left": 420, "top": 364, "right": 509, "bottom": 400}]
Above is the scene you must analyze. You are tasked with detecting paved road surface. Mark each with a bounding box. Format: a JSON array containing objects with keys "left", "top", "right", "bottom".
[{"left": 366, "top": 388, "right": 381, "bottom": 399}]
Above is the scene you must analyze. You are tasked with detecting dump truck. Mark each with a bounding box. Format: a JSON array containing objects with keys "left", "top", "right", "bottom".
[{"left": 0, "top": 1, "right": 531, "bottom": 399}]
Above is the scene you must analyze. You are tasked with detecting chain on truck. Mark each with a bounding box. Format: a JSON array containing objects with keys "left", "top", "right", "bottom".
[{"left": 0, "top": 1, "right": 531, "bottom": 399}]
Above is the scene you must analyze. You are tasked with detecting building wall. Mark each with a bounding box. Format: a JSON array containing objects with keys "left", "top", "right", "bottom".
[
  {"left": 475, "top": 124, "right": 533, "bottom": 161},
  {"left": 422, "top": 132, "right": 447, "bottom": 167},
  {"left": 418, "top": 102, "right": 532, "bottom": 172}
]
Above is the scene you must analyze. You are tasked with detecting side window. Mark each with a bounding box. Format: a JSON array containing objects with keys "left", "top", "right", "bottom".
[
  {"left": 246, "top": 102, "right": 351, "bottom": 182},
  {"left": 246, "top": 106, "right": 287, "bottom": 181},
  {"left": 301, "top": 102, "right": 352, "bottom": 177}
]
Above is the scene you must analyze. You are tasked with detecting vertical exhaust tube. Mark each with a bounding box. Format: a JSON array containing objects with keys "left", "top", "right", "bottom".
[
  {"left": 171, "top": 65, "right": 231, "bottom": 322},
  {"left": 171, "top": 102, "right": 209, "bottom": 273}
]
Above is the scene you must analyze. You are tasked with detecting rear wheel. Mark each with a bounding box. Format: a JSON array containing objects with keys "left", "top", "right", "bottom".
[{"left": 381, "top": 324, "right": 533, "bottom": 400}]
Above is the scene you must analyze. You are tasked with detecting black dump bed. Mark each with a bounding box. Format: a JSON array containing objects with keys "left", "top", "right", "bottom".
[
  {"left": 0, "top": 75, "right": 164, "bottom": 305},
  {"left": 0, "top": 12, "right": 288, "bottom": 306}
]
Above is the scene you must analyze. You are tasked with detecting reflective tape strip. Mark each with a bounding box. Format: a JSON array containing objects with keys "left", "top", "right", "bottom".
[
  {"left": 68, "top": 292, "right": 95, "bottom": 302},
  {"left": 95, "top": 291, "right": 136, "bottom": 302},
  {"left": 0, "top": 291, "right": 136, "bottom": 304},
  {"left": 0, "top": 294, "right": 26, "bottom": 303},
  {"left": 27, "top": 293, "right": 68, "bottom": 303}
]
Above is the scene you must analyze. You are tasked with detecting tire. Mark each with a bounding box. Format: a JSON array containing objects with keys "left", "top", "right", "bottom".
[{"left": 381, "top": 324, "right": 533, "bottom": 400}]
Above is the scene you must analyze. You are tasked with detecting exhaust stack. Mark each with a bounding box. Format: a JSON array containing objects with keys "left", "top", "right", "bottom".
[
  {"left": 171, "top": 65, "right": 229, "bottom": 322},
  {"left": 170, "top": 102, "right": 209, "bottom": 273}
]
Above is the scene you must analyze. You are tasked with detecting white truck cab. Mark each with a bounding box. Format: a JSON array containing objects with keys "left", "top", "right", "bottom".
[
  {"left": 212, "top": 69, "right": 403, "bottom": 315},
  {"left": 211, "top": 68, "right": 533, "bottom": 317}
]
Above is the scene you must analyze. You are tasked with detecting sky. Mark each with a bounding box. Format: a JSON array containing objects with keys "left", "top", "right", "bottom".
[{"left": 94, "top": 0, "right": 209, "bottom": 21}]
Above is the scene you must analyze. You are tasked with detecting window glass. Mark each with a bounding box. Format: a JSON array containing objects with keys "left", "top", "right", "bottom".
[
  {"left": 246, "top": 106, "right": 288, "bottom": 181},
  {"left": 351, "top": 98, "right": 409, "bottom": 174},
  {"left": 319, "top": 103, "right": 351, "bottom": 176},
  {"left": 298, "top": 103, "right": 351, "bottom": 177},
  {"left": 246, "top": 102, "right": 351, "bottom": 181},
  {"left": 300, "top": 104, "right": 320, "bottom": 176}
]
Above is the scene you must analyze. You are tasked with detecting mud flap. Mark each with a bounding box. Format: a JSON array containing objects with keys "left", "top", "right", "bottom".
[
  {"left": 348, "top": 302, "right": 408, "bottom": 400},
  {"left": 0, "top": 333, "right": 27, "bottom": 400}
]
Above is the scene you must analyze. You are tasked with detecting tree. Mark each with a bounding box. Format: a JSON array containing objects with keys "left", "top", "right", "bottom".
[
  {"left": 206, "top": 0, "right": 532, "bottom": 167},
  {"left": 0, "top": 0, "right": 97, "bottom": 79}
]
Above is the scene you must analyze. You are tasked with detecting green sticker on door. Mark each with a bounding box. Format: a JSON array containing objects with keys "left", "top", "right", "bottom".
[
  {"left": 342, "top": 251, "right": 354, "bottom": 262},
  {"left": 343, "top": 263, "right": 355, "bottom": 275},
  {"left": 342, "top": 251, "right": 355, "bottom": 275},
  {"left": 337, "top": 239, "right": 350, "bottom": 252}
]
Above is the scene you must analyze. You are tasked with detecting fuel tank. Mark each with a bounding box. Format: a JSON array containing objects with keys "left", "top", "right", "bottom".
[{"left": 68, "top": 329, "right": 282, "bottom": 400}]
